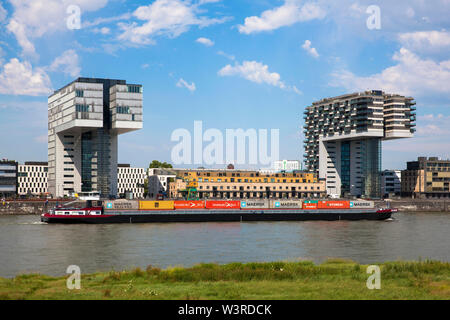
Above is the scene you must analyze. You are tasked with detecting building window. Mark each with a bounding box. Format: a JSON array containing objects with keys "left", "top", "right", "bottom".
[
  {"left": 75, "top": 90, "right": 84, "bottom": 97},
  {"left": 76, "top": 104, "right": 89, "bottom": 112},
  {"left": 117, "top": 106, "right": 130, "bottom": 114},
  {"left": 127, "top": 85, "right": 141, "bottom": 93}
]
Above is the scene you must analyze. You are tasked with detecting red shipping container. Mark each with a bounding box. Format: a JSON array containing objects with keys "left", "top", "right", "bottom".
[
  {"left": 317, "top": 201, "right": 350, "bottom": 209},
  {"left": 174, "top": 201, "right": 205, "bottom": 209},
  {"left": 303, "top": 203, "right": 317, "bottom": 210},
  {"left": 205, "top": 201, "right": 241, "bottom": 209}
]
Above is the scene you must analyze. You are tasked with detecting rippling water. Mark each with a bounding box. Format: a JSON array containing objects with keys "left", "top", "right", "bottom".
[{"left": 0, "top": 212, "right": 449, "bottom": 278}]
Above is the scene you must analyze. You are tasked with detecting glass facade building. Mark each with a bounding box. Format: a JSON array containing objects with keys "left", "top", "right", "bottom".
[
  {"left": 48, "top": 78, "right": 143, "bottom": 198},
  {"left": 303, "top": 90, "right": 415, "bottom": 198}
]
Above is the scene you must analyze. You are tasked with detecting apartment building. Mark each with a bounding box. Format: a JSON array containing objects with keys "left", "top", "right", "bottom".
[
  {"left": 170, "top": 169, "right": 326, "bottom": 199},
  {"left": 17, "top": 162, "right": 48, "bottom": 196},
  {"left": 147, "top": 168, "right": 176, "bottom": 199},
  {"left": 402, "top": 157, "right": 450, "bottom": 199},
  {"left": 0, "top": 160, "right": 18, "bottom": 198},
  {"left": 48, "top": 77, "right": 143, "bottom": 197},
  {"left": 117, "top": 164, "right": 146, "bottom": 198},
  {"left": 381, "top": 170, "right": 401, "bottom": 197},
  {"left": 303, "top": 90, "right": 416, "bottom": 198}
]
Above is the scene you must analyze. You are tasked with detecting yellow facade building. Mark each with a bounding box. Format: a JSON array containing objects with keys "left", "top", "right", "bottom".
[
  {"left": 169, "top": 169, "right": 326, "bottom": 199},
  {"left": 402, "top": 157, "right": 450, "bottom": 198}
]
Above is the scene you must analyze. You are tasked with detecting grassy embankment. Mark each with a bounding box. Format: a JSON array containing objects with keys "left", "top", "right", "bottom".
[{"left": 0, "top": 260, "right": 449, "bottom": 300}]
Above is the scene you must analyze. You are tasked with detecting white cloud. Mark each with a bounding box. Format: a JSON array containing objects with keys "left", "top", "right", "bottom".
[
  {"left": 217, "top": 50, "right": 235, "bottom": 61},
  {"left": 7, "top": 19, "right": 37, "bottom": 58},
  {"left": 92, "top": 27, "right": 111, "bottom": 35},
  {"left": 176, "top": 78, "right": 196, "bottom": 92},
  {"left": 238, "top": 0, "right": 325, "bottom": 34},
  {"left": 118, "top": 0, "right": 229, "bottom": 45},
  {"left": 7, "top": 0, "right": 108, "bottom": 57},
  {"left": 196, "top": 37, "right": 214, "bottom": 46},
  {"left": 49, "top": 49, "right": 81, "bottom": 77},
  {"left": 331, "top": 48, "right": 450, "bottom": 96},
  {"left": 218, "top": 60, "right": 286, "bottom": 89},
  {"left": 0, "top": 3, "right": 7, "bottom": 23},
  {"left": 398, "top": 30, "right": 450, "bottom": 51},
  {"left": 302, "top": 40, "right": 319, "bottom": 58},
  {"left": 0, "top": 58, "right": 52, "bottom": 96}
]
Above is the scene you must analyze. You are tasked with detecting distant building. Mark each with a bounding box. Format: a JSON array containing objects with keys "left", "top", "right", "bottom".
[
  {"left": 273, "top": 160, "right": 301, "bottom": 172},
  {"left": 401, "top": 157, "right": 450, "bottom": 199},
  {"left": 304, "top": 90, "right": 416, "bottom": 198},
  {"left": 381, "top": 170, "right": 401, "bottom": 197},
  {"left": 170, "top": 168, "right": 326, "bottom": 199},
  {"left": 117, "top": 164, "right": 146, "bottom": 198},
  {"left": 17, "top": 162, "right": 48, "bottom": 196},
  {"left": 169, "top": 178, "right": 187, "bottom": 198},
  {"left": 0, "top": 160, "right": 18, "bottom": 198},
  {"left": 48, "top": 77, "right": 143, "bottom": 198},
  {"left": 147, "top": 168, "right": 176, "bottom": 199}
]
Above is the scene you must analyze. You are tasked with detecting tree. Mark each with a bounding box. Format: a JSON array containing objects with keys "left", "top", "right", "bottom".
[
  {"left": 149, "top": 160, "right": 173, "bottom": 169},
  {"left": 143, "top": 178, "right": 149, "bottom": 198}
]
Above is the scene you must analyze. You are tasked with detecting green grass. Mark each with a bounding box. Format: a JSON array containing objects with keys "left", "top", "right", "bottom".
[{"left": 0, "top": 260, "right": 449, "bottom": 300}]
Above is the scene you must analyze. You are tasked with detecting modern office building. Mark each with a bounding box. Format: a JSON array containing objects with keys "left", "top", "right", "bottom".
[
  {"left": 0, "top": 160, "right": 18, "bottom": 198},
  {"left": 17, "top": 162, "right": 48, "bottom": 196},
  {"left": 381, "top": 170, "right": 401, "bottom": 198},
  {"left": 147, "top": 168, "right": 176, "bottom": 199},
  {"left": 48, "top": 77, "right": 143, "bottom": 197},
  {"left": 401, "top": 157, "right": 450, "bottom": 198},
  {"left": 169, "top": 168, "right": 326, "bottom": 199},
  {"left": 303, "top": 90, "right": 416, "bottom": 198},
  {"left": 117, "top": 164, "right": 146, "bottom": 198}
]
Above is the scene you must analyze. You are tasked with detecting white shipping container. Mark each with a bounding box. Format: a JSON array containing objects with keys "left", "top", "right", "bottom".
[
  {"left": 350, "top": 201, "right": 374, "bottom": 209},
  {"left": 104, "top": 200, "right": 139, "bottom": 210},
  {"left": 240, "top": 200, "right": 269, "bottom": 209},
  {"left": 269, "top": 200, "right": 303, "bottom": 209}
]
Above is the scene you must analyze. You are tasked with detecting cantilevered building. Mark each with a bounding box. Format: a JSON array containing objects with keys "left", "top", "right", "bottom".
[
  {"left": 48, "top": 78, "right": 143, "bottom": 198},
  {"left": 303, "top": 90, "right": 415, "bottom": 198}
]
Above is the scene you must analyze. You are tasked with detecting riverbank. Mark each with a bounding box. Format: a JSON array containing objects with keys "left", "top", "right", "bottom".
[
  {"left": 0, "top": 260, "right": 449, "bottom": 300},
  {"left": 0, "top": 200, "right": 71, "bottom": 215}
]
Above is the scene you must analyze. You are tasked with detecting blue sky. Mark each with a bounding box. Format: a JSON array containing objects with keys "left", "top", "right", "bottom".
[{"left": 0, "top": 0, "right": 449, "bottom": 170}]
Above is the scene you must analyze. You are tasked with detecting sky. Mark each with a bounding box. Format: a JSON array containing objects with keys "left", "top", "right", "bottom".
[{"left": 0, "top": 0, "right": 449, "bottom": 170}]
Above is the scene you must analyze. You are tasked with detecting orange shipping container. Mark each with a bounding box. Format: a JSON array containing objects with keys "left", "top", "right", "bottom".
[
  {"left": 303, "top": 203, "right": 318, "bottom": 210},
  {"left": 317, "top": 201, "right": 350, "bottom": 209},
  {"left": 174, "top": 201, "right": 205, "bottom": 209},
  {"left": 205, "top": 200, "right": 241, "bottom": 209}
]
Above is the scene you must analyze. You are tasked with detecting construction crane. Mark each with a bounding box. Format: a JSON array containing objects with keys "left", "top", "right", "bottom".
[{"left": 180, "top": 179, "right": 199, "bottom": 200}]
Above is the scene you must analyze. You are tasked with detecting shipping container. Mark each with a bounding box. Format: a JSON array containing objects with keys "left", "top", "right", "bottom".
[
  {"left": 205, "top": 200, "right": 241, "bottom": 209},
  {"left": 303, "top": 200, "right": 319, "bottom": 204},
  {"left": 317, "top": 201, "right": 350, "bottom": 209},
  {"left": 104, "top": 200, "right": 139, "bottom": 210},
  {"left": 303, "top": 202, "right": 318, "bottom": 210},
  {"left": 139, "top": 200, "right": 174, "bottom": 210},
  {"left": 269, "top": 200, "right": 302, "bottom": 209},
  {"left": 240, "top": 200, "right": 270, "bottom": 209},
  {"left": 174, "top": 200, "right": 205, "bottom": 209},
  {"left": 350, "top": 201, "right": 375, "bottom": 209}
]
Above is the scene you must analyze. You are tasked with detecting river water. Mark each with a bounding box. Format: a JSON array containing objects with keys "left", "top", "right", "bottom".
[{"left": 0, "top": 212, "right": 449, "bottom": 278}]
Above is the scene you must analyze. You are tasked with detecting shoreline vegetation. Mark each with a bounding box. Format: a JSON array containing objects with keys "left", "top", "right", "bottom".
[{"left": 0, "top": 260, "right": 449, "bottom": 300}]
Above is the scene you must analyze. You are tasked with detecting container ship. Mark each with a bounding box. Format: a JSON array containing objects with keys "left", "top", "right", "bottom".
[{"left": 41, "top": 199, "right": 396, "bottom": 224}]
